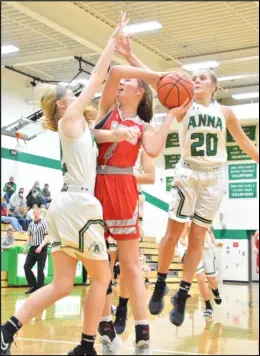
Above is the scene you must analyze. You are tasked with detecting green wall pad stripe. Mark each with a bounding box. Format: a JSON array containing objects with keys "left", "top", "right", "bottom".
[
  {"left": 1, "top": 148, "right": 61, "bottom": 170},
  {"left": 143, "top": 191, "right": 169, "bottom": 212},
  {"left": 212, "top": 229, "right": 247, "bottom": 239}
]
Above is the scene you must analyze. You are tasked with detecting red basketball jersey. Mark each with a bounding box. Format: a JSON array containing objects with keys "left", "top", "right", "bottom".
[{"left": 97, "top": 108, "right": 144, "bottom": 167}]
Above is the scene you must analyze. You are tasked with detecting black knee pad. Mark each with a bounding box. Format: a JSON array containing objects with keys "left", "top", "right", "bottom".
[{"left": 106, "top": 280, "right": 113, "bottom": 295}]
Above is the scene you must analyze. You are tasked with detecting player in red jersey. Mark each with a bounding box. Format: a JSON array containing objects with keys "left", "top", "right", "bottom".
[{"left": 94, "top": 63, "right": 191, "bottom": 354}]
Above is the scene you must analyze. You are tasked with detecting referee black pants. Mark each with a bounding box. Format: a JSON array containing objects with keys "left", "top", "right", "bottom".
[{"left": 24, "top": 246, "right": 48, "bottom": 288}]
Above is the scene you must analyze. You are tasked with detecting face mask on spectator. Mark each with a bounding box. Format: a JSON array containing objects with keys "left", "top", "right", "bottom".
[
  {"left": 32, "top": 193, "right": 37, "bottom": 198},
  {"left": 19, "top": 192, "right": 24, "bottom": 197}
]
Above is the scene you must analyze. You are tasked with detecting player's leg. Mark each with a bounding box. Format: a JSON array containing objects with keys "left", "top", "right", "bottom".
[
  {"left": 114, "top": 270, "right": 129, "bottom": 334},
  {"left": 1, "top": 251, "right": 77, "bottom": 355},
  {"left": 197, "top": 270, "right": 213, "bottom": 319},
  {"left": 170, "top": 169, "right": 225, "bottom": 327},
  {"left": 204, "top": 249, "right": 222, "bottom": 305},
  {"left": 69, "top": 256, "right": 111, "bottom": 356},
  {"left": 117, "top": 238, "right": 151, "bottom": 355}
]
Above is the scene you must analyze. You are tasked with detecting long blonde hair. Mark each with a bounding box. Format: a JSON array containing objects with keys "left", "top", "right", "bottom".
[{"left": 39, "top": 84, "right": 97, "bottom": 131}]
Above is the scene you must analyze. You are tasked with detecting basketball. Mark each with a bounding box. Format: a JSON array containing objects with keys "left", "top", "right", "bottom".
[{"left": 157, "top": 72, "right": 194, "bottom": 109}]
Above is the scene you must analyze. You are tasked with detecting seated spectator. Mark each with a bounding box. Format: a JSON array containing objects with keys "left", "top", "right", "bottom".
[
  {"left": 26, "top": 189, "right": 45, "bottom": 209},
  {"left": 41, "top": 183, "right": 52, "bottom": 208},
  {"left": 9, "top": 188, "right": 27, "bottom": 211},
  {"left": 26, "top": 181, "right": 42, "bottom": 201},
  {"left": 13, "top": 206, "right": 32, "bottom": 231},
  {"left": 1, "top": 199, "right": 23, "bottom": 232},
  {"left": 1, "top": 227, "right": 15, "bottom": 249},
  {"left": 3, "top": 177, "right": 17, "bottom": 203}
]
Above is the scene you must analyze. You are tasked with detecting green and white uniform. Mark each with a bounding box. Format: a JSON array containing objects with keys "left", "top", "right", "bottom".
[
  {"left": 169, "top": 100, "right": 227, "bottom": 227},
  {"left": 47, "top": 120, "right": 107, "bottom": 260}
]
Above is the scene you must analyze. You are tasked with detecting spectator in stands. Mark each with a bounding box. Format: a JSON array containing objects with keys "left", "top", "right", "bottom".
[
  {"left": 23, "top": 208, "right": 49, "bottom": 294},
  {"left": 1, "top": 199, "right": 23, "bottom": 232},
  {"left": 1, "top": 228, "right": 15, "bottom": 249},
  {"left": 3, "top": 177, "right": 17, "bottom": 203},
  {"left": 9, "top": 188, "right": 27, "bottom": 211},
  {"left": 13, "top": 206, "right": 32, "bottom": 231},
  {"left": 41, "top": 183, "right": 52, "bottom": 208},
  {"left": 26, "top": 189, "right": 45, "bottom": 209}
]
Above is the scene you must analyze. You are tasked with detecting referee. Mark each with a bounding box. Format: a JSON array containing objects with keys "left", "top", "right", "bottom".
[{"left": 23, "top": 208, "right": 49, "bottom": 294}]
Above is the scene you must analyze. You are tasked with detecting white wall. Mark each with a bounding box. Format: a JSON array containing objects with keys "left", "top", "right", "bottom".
[{"left": 1, "top": 69, "right": 62, "bottom": 197}]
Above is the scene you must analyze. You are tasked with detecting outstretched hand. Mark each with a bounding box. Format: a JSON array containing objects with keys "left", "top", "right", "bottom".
[
  {"left": 168, "top": 98, "right": 193, "bottom": 118},
  {"left": 112, "top": 11, "right": 129, "bottom": 40},
  {"left": 114, "top": 34, "right": 132, "bottom": 58}
]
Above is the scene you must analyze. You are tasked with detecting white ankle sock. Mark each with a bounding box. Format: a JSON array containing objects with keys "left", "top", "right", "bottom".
[
  {"left": 100, "top": 316, "right": 112, "bottom": 323},
  {"left": 135, "top": 320, "right": 148, "bottom": 326}
]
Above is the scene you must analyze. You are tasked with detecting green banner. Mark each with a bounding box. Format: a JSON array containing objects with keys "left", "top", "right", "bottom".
[
  {"left": 165, "top": 154, "right": 181, "bottom": 169},
  {"left": 166, "top": 176, "right": 174, "bottom": 191},
  {"left": 227, "top": 125, "right": 256, "bottom": 142},
  {"left": 228, "top": 163, "right": 257, "bottom": 180},
  {"left": 229, "top": 182, "right": 257, "bottom": 199},
  {"left": 165, "top": 132, "right": 179, "bottom": 148},
  {"left": 227, "top": 145, "right": 251, "bottom": 161}
]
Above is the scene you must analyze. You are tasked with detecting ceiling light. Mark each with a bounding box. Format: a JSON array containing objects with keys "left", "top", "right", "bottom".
[
  {"left": 232, "top": 92, "right": 259, "bottom": 100},
  {"left": 2, "top": 45, "right": 19, "bottom": 55},
  {"left": 218, "top": 74, "right": 253, "bottom": 82},
  {"left": 58, "top": 82, "right": 69, "bottom": 87},
  {"left": 182, "top": 61, "right": 219, "bottom": 71},
  {"left": 124, "top": 21, "right": 162, "bottom": 34}
]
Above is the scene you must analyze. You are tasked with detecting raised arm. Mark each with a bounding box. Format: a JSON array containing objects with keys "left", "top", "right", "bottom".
[
  {"left": 134, "top": 149, "right": 155, "bottom": 185},
  {"left": 225, "top": 106, "right": 259, "bottom": 163},
  {"left": 114, "top": 35, "right": 158, "bottom": 91},
  {"left": 96, "top": 65, "right": 164, "bottom": 123},
  {"left": 64, "top": 12, "right": 128, "bottom": 120}
]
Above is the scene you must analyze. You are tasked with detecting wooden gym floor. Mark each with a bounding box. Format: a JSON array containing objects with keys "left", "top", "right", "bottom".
[{"left": 1, "top": 283, "right": 259, "bottom": 355}]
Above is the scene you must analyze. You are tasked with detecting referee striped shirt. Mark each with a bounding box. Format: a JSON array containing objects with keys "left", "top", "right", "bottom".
[{"left": 28, "top": 219, "right": 48, "bottom": 246}]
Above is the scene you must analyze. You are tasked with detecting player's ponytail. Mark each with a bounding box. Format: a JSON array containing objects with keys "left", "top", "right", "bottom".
[
  {"left": 137, "top": 80, "right": 154, "bottom": 123},
  {"left": 83, "top": 106, "right": 98, "bottom": 127},
  {"left": 204, "top": 68, "right": 219, "bottom": 100}
]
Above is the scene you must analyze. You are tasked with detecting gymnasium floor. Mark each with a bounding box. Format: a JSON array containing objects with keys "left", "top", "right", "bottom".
[{"left": 2, "top": 283, "right": 259, "bottom": 355}]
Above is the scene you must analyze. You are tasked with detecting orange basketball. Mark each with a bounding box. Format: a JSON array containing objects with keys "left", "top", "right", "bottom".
[{"left": 157, "top": 72, "right": 194, "bottom": 109}]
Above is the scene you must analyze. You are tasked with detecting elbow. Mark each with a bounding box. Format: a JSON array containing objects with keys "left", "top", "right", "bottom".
[
  {"left": 149, "top": 174, "right": 156, "bottom": 185},
  {"left": 145, "top": 150, "right": 158, "bottom": 159},
  {"left": 108, "top": 65, "right": 123, "bottom": 79}
]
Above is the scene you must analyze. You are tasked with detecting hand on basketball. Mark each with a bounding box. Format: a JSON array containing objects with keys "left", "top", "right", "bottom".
[
  {"left": 168, "top": 98, "right": 193, "bottom": 118},
  {"left": 112, "top": 11, "right": 129, "bottom": 40},
  {"left": 114, "top": 35, "right": 132, "bottom": 58}
]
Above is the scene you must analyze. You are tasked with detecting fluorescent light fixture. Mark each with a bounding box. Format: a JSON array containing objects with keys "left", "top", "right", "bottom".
[
  {"left": 58, "top": 82, "right": 69, "bottom": 87},
  {"left": 124, "top": 21, "right": 162, "bottom": 34},
  {"left": 2, "top": 45, "right": 19, "bottom": 55},
  {"left": 218, "top": 74, "right": 252, "bottom": 82},
  {"left": 182, "top": 61, "right": 219, "bottom": 71},
  {"left": 232, "top": 92, "right": 259, "bottom": 100}
]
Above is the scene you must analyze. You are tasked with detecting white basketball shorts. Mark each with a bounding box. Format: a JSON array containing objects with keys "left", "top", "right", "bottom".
[
  {"left": 168, "top": 161, "right": 226, "bottom": 228},
  {"left": 46, "top": 191, "right": 108, "bottom": 260}
]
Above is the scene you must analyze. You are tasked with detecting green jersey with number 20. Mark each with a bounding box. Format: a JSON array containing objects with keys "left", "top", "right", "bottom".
[{"left": 179, "top": 101, "right": 227, "bottom": 167}]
